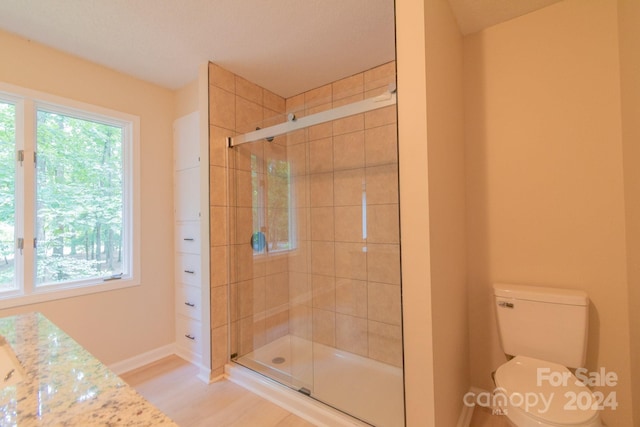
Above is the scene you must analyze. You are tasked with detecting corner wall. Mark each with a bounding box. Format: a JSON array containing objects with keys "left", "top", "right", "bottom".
[
  {"left": 0, "top": 29, "right": 175, "bottom": 365},
  {"left": 396, "top": 0, "right": 469, "bottom": 425},
  {"left": 395, "top": 0, "right": 435, "bottom": 423},
  {"left": 396, "top": 0, "right": 469, "bottom": 427},
  {"left": 464, "top": 1, "right": 633, "bottom": 424},
  {"left": 618, "top": 0, "right": 640, "bottom": 423},
  {"left": 424, "top": 0, "right": 469, "bottom": 425},
  {"left": 208, "top": 63, "right": 288, "bottom": 376},
  {"left": 175, "top": 78, "right": 199, "bottom": 118}
]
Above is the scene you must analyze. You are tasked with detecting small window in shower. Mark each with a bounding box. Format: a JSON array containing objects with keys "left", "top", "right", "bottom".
[{"left": 251, "top": 154, "right": 296, "bottom": 255}]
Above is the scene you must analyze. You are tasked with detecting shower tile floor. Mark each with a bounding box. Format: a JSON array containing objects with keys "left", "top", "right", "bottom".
[{"left": 237, "top": 334, "right": 405, "bottom": 427}]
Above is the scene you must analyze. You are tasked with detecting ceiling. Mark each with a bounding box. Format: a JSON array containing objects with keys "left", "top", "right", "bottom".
[
  {"left": 448, "top": 0, "right": 564, "bottom": 35},
  {"left": 0, "top": 0, "right": 563, "bottom": 98}
]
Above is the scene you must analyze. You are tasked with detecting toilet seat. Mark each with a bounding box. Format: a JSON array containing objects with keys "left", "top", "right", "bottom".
[{"left": 494, "top": 356, "right": 602, "bottom": 426}]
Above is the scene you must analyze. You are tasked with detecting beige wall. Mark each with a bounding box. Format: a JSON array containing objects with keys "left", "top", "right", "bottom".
[
  {"left": 396, "top": 0, "right": 470, "bottom": 425},
  {"left": 175, "top": 78, "right": 199, "bottom": 118},
  {"left": 464, "top": 1, "right": 633, "bottom": 424},
  {"left": 395, "top": 0, "right": 436, "bottom": 425},
  {"left": 424, "top": 0, "right": 468, "bottom": 425},
  {"left": 0, "top": 29, "right": 176, "bottom": 365},
  {"left": 618, "top": 0, "right": 640, "bottom": 423}
]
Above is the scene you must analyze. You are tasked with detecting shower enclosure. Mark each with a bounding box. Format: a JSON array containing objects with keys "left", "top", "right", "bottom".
[{"left": 226, "top": 64, "right": 403, "bottom": 427}]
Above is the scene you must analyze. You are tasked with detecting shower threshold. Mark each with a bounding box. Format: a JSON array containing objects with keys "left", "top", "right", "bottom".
[{"left": 236, "top": 334, "right": 405, "bottom": 427}]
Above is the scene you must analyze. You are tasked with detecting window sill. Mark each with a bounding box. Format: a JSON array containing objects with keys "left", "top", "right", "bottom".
[
  {"left": 252, "top": 248, "right": 297, "bottom": 259},
  {"left": 0, "top": 277, "right": 140, "bottom": 310}
]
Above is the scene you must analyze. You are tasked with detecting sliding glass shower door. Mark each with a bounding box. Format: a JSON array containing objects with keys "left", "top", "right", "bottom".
[
  {"left": 228, "top": 135, "right": 314, "bottom": 393},
  {"left": 228, "top": 65, "right": 404, "bottom": 427}
]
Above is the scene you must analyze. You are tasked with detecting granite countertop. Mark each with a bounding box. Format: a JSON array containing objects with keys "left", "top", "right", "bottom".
[{"left": 0, "top": 312, "right": 177, "bottom": 426}]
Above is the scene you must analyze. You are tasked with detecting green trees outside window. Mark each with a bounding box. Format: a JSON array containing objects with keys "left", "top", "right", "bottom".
[
  {"left": 0, "top": 102, "right": 16, "bottom": 290},
  {"left": 35, "top": 110, "right": 124, "bottom": 285},
  {"left": 251, "top": 152, "right": 294, "bottom": 255},
  {"left": 266, "top": 158, "right": 293, "bottom": 252}
]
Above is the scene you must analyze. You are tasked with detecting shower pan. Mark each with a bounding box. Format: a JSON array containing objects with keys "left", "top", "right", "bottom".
[{"left": 227, "top": 69, "right": 404, "bottom": 427}]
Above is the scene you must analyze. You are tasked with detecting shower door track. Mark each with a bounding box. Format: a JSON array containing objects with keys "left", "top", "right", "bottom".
[{"left": 228, "top": 84, "right": 397, "bottom": 147}]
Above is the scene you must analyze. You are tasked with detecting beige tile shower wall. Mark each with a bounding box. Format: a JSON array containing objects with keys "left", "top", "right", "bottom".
[
  {"left": 208, "top": 63, "right": 289, "bottom": 372},
  {"left": 209, "top": 62, "right": 400, "bottom": 370},
  {"left": 285, "top": 62, "right": 402, "bottom": 367}
]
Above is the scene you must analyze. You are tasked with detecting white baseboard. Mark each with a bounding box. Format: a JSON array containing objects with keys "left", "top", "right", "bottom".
[
  {"left": 109, "top": 343, "right": 176, "bottom": 375},
  {"left": 469, "top": 386, "right": 496, "bottom": 409},
  {"left": 457, "top": 386, "right": 497, "bottom": 427},
  {"left": 175, "top": 345, "right": 202, "bottom": 367},
  {"left": 176, "top": 345, "right": 214, "bottom": 384},
  {"left": 109, "top": 342, "right": 212, "bottom": 385},
  {"left": 225, "top": 363, "right": 368, "bottom": 427},
  {"left": 457, "top": 400, "right": 475, "bottom": 427},
  {"left": 205, "top": 370, "right": 225, "bottom": 384}
]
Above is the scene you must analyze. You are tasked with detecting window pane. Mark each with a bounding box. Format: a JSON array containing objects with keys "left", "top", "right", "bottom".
[
  {"left": 0, "top": 102, "right": 16, "bottom": 291},
  {"left": 267, "top": 159, "right": 293, "bottom": 252},
  {"left": 36, "top": 110, "right": 124, "bottom": 285},
  {"left": 251, "top": 153, "right": 266, "bottom": 255}
]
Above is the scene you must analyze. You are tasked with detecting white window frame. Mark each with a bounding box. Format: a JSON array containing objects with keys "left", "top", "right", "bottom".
[{"left": 0, "top": 82, "right": 140, "bottom": 309}]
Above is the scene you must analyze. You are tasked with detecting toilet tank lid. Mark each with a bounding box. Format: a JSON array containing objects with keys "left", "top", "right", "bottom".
[{"left": 493, "top": 283, "right": 589, "bottom": 306}]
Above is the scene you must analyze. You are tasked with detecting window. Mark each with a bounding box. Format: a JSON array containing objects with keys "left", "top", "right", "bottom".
[
  {"left": 35, "top": 109, "right": 125, "bottom": 285},
  {"left": 266, "top": 157, "right": 294, "bottom": 252},
  {"left": 251, "top": 151, "right": 295, "bottom": 255},
  {"left": 0, "top": 101, "right": 16, "bottom": 292},
  {"left": 0, "top": 83, "right": 140, "bottom": 308}
]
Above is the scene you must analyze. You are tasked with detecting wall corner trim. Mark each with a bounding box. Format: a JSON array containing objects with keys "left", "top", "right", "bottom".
[{"left": 457, "top": 387, "right": 485, "bottom": 427}]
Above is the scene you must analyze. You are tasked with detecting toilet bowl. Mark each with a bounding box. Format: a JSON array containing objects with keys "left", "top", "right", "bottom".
[{"left": 494, "top": 356, "right": 602, "bottom": 427}]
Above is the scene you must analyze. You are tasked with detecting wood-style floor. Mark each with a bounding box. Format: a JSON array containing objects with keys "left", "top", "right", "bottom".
[
  {"left": 121, "top": 355, "right": 510, "bottom": 427},
  {"left": 120, "top": 355, "right": 315, "bottom": 427}
]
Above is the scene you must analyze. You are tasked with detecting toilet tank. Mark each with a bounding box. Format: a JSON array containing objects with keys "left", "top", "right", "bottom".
[{"left": 493, "top": 283, "right": 589, "bottom": 368}]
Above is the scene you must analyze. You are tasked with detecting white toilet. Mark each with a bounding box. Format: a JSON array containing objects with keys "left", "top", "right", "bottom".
[{"left": 493, "top": 283, "right": 603, "bottom": 427}]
